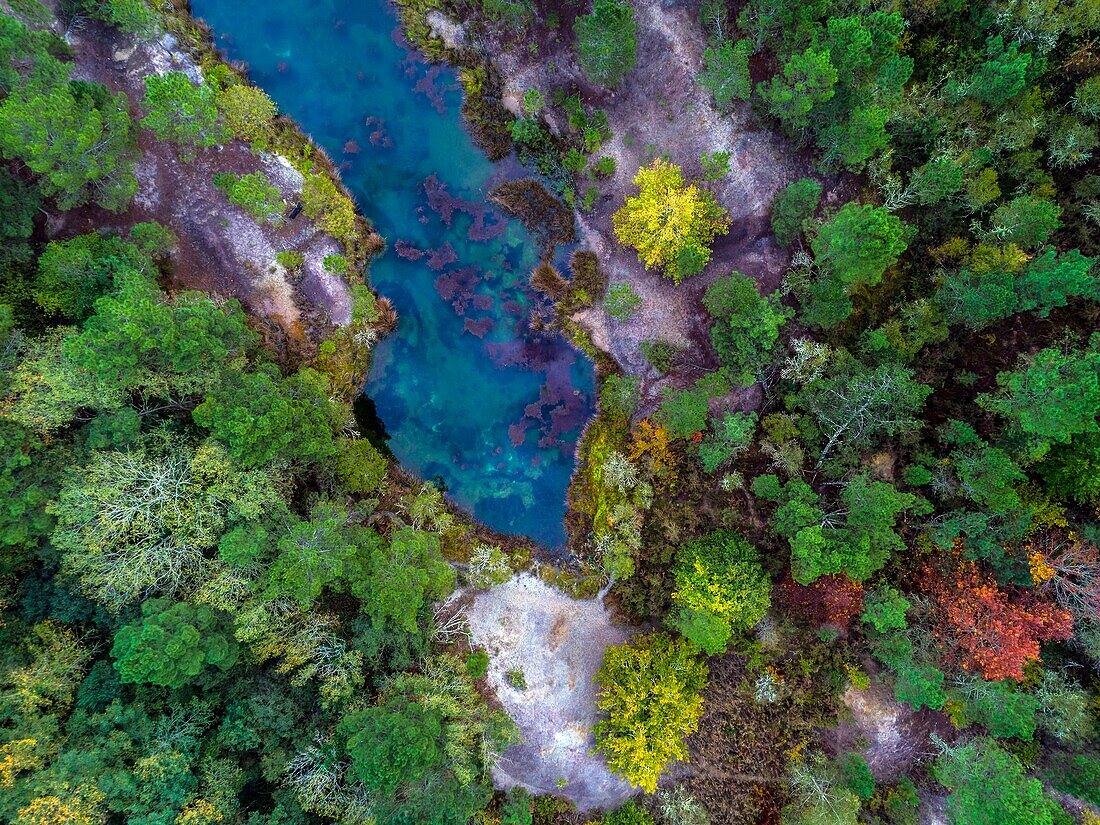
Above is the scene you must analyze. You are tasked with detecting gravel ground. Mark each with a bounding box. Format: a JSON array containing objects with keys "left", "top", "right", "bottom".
[{"left": 464, "top": 574, "right": 638, "bottom": 811}]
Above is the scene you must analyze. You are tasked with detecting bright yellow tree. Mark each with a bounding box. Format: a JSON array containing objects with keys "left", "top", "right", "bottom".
[
  {"left": 0, "top": 739, "right": 40, "bottom": 788},
  {"left": 612, "top": 159, "right": 730, "bottom": 283},
  {"left": 593, "top": 632, "right": 708, "bottom": 791},
  {"left": 15, "top": 787, "right": 105, "bottom": 825}
]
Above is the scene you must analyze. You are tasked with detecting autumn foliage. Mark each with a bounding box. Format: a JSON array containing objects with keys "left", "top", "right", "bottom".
[
  {"left": 1025, "top": 529, "right": 1100, "bottom": 624},
  {"left": 923, "top": 557, "right": 1072, "bottom": 681}
]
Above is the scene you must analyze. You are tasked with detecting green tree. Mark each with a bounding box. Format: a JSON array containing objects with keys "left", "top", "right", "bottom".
[
  {"left": 953, "top": 678, "right": 1039, "bottom": 740},
  {"left": 813, "top": 204, "right": 907, "bottom": 292},
  {"left": 804, "top": 202, "right": 909, "bottom": 328},
  {"left": 667, "top": 530, "right": 771, "bottom": 654},
  {"left": 700, "top": 150, "right": 730, "bottom": 180},
  {"left": 33, "top": 232, "right": 143, "bottom": 319},
  {"left": 1047, "top": 752, "right": 1100, "bottom": 807},
  {"left": 657, "top": 374, "right": 729, "bottom": 439},
  {"left": 75, "top": 0, "right": 159, "bottom": 36},
  {"left": 698, "top": 39, "right": 751, "bottom": 109},
  {"left": 613, "top": 159, "right": 730, "bottom": 283},
  {"left": 501, "top": 790, "right": 532, "bottom": 825},
  {"left": 267, "top": 504, "right": 354, "bottom": 606},
  {"left": 977, "top": 337, "right": 1100, "bottom": 457},
  {"left": 301, "top": 170, "right": 357, "bottom": 240},
  {"left": 601, "top": 374, "right": 640, "bottom": 420},
  {"left": 868, "top": 630, "right": 947, "bottom": 711},
  {"left": 909, "top": 156, "right": 965, "bottom": 205},
  {"left": 970, "top": 36, "right": 1032, "bottom": 107},
  {"left": 823, "top": 103, "right": 889, "bottom": 170},
  {"left": 936, "top": 420, "right": 1026, "bottom": 512},
  {"left": 642, "top": 338, "right": 680, "bottom": 373},
  {"left": 837, "top": 752, "right": 875, "bottom": 801},
  {"left": 754, "top": 474, "right": 918, "bottom": 583},
  {"left": 698, "top": 410, "right": 756, "bottom": 472},
  {"left": 574, "top": 0, "right": 637, "bottom": 88},
  {"left": 110, "top": 598, "right": 239, "bottom": 688},
  {"left": 69, "top": 269, "right": 256, "bottom": 401},
  {"left": 771, "top": 178, "right": 822, "bottom": 246},
  {"left": 216, "top": 83, "right": 277, "bottom": 142},
  {"left": 861, "top": 585, "right": 910, "bottom": 632},
  {"left": 758, "top": 47, "right": 838, "bottom": 134},
  {"left": 933, "top": 738, "right": 1055, "bottom": 825},
  {"left": 142, "top": 72, "right": 224, "bottom": 148},
  {"left": 1015, "top": 247, "right": 1098, "bottom": 315},
  {"left": 606, "top": 800, "right": 654, "bottom": 825},
  {"left": 0, "top": 15, "right": 69, "bottom": 96},
  {"left": 823, "top": 476, "right": 917, "bottom": 581},
  {"left": 789, "top": 354, "right": 930, "bottom": 467},
  {"left": 213, "top": 171, "right": 284, "bottom": 221},
  {"left": 820, "top": 16, "right": 874, "bottom": 84},
  {"left": 895, "top": 663, "right": 947, "bottom": 711},
  {"left": 605, "top": 282, "right": 642, "bottom": 321},
  {"left": 0, "top": 81, "right": 136, "bottom": 210},
  {"left": 334, "top": 437, "right": 388, "bottom": 495},
  {"left": 337, "top": 654, "right": 513, "bottom": 825},
  {"left": 1039, "top": 431, "right": 1100, "bottom": 502},
  {"left": 0, "top": 420, "right": 59, "bottom": 573},
  {"left": 862, "top": 298, "right": 949, "bottom": 362},
  {"left": 0, "top": 168, "right": 40, "bottom": 279},
  {"left": 594, "top": 632, "right": 707, "bottom": 792},
  {"left": 990, "top": 196, "right": 1061, "bottom": 249},
  {"left": 1072, "top": 74, "right": 1100, "bottom": 119},
  {"left": 936, "top": 268, "right": 1021, "bottom": 330},
  {"left": 347, "top": 526, "right": 456, "bottom": 634},
  {"left": 703, "top": 271, "right": 792, "bottom": 385},
  {"left": 344, "top": 696, "right": 446, "bottom": 794},
  {"left": 0, "top": 620, "right": 91, "bottom": 719},
  {"left": 193, "top": 367, "right": 341, "bottom": 467}
]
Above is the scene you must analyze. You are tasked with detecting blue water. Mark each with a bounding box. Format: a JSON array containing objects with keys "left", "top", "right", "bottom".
[{"left": 192, "top": 0, "right": 595, "bottom": 547}]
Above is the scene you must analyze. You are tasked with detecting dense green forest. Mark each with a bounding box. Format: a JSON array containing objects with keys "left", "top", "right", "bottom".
[{"left": 1, "top": 0, "right": 1100, "bottom": 823}]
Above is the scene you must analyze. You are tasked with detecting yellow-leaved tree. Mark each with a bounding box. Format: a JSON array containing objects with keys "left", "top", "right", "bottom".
[
  {"left": 612, "top": 159, "right": 730, "bottom": 283},
  {"left": 593, "top": 632, "right": 708, "bottom": 791},
  {"left": 15, "top": 786, "right": 105, "bottom": 825}
]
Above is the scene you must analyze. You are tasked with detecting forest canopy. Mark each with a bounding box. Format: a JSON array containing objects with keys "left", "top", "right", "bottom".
[{"left": 3, "top": 0, "right": 1100, "bottom": 823}]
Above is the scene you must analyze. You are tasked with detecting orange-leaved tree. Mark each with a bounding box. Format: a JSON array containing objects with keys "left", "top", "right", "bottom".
[{"left": 923, "top": 555, "right": 1072, "bottom": 681}]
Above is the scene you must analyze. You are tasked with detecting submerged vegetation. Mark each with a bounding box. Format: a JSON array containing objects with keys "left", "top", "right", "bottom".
[
  {"left": 0, "top": 3, "right": 511, "bottom": 824},
  {"left": 421, "top": 0, "right": 1100, "bottom": 818},
  {"left": 3, "top": 0, "right": 1100, "bottom": 821}
]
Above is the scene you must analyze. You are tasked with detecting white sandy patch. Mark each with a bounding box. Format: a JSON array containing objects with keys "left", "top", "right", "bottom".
[{"left": 464, "top": 574, "right": 638, "bottom": 811}]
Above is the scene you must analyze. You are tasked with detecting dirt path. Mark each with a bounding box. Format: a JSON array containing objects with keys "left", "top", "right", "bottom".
[{"left": 463, "top": 574, "right": 637, "bottom": 811}]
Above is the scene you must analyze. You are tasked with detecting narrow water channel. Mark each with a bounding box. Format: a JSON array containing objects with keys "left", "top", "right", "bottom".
[{"left": 191, "top": 0, "right": 595, "bottom": 548}]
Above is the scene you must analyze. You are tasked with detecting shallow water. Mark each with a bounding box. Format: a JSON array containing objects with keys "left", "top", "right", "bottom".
[{"left": 192, "top": 0, "right": 595, "bottom": 547}]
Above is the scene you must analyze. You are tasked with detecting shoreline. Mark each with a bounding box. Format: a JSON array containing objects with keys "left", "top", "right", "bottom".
[{"left": 182, "top": 0, "right": 612, "bottom": 575}]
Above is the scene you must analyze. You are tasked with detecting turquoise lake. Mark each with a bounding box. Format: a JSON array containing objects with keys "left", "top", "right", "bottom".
[{"left": 191, "top": 0, "right": 595, "bottom": 547}]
